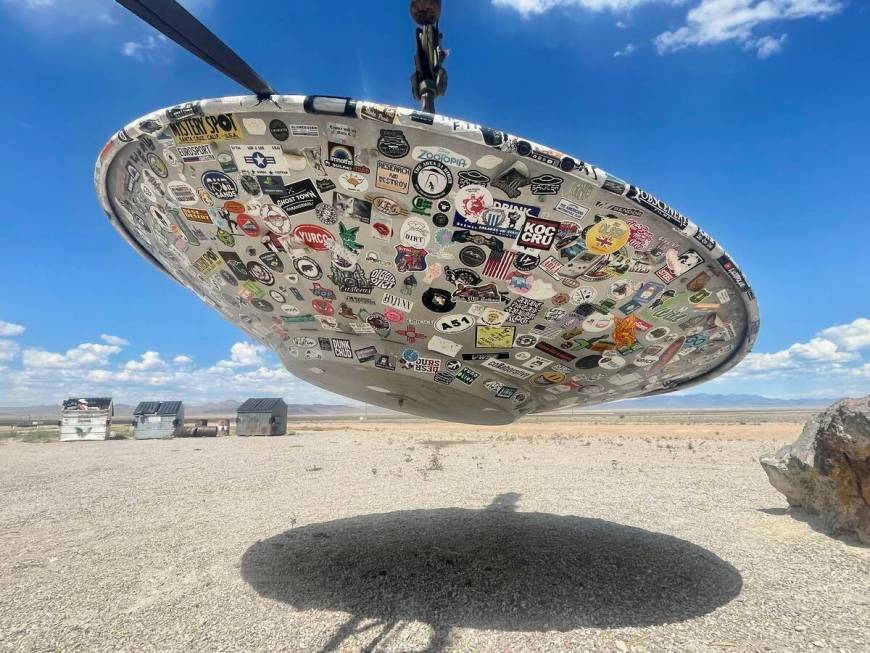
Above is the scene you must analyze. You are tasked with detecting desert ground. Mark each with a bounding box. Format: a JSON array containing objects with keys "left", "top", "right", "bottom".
[{"left": 1, "top": 411, "right": 868, "bottom": 652}]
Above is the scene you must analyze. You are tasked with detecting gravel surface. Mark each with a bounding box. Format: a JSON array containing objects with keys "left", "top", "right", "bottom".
[{"left": 1, "top": 417, "right": 868, "bottom": 652}]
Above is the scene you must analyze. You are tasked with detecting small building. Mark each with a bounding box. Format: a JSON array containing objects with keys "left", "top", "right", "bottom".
[
  {"left": 132, "top": 401, "right": 184, "bottom": 439},
  {"left": 60, "top": 397, "right": 113, "bottom": 441},
  {"left": 236, "top": 398, "right": 287, "bottom": 436}
]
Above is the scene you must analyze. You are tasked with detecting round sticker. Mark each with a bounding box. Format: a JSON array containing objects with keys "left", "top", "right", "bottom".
[
  {"left": 514, "top": 351, "right": 531, "bottom": 361},
  {"left": 147, "top": 152, "right": 168, "bottom": 178},
  {"left": 339, "top": 171, "right": 369, "bottom": 192},
  {"left": 571, "top": 287, "right": 597, "bottom": 304},
  {"left": 454, "top": 184, "right": 493, "bottom": 220},
  {"left": 315, "top": 202, "right": 338, "bottom": 225},
  {"left": 459, "top": 246, "right": 486, "bottom": 267},
  {"left": 435, "top": 313, "right": 475, "bottom": 334},
  {"left": 260, "top": 204, "right": 291, "bottom": 235},
  {"left": 582, "top": 313, "right": 615, "bottom": 333},
  {"left": 412, "top": 160, "right": 453, "bottom": 199},
  {"left": 269, "top": 119, "right": 289, "bottom": 141},
  {"left": 402, "top": 348, "right": 420, "bottom": 363},
  {"left": 401, "top": 217, "right": 432, "bottom": 248},
  {"left": 251, "top": 298, "right": 273, "bottom": 312},
  {"left": 422, "top": 287, "right": 456, "bottom": 313},
  {"left": 240, "top": 174, "right": 261, "bottom": 196},
  {"left": 598, "top": 354, "right": 625, "bottom": 370},
  {"left": 293, "top": 224, "right": 334, "bottom": 251},
  {"left": 533, "top": 371, "right": 566, "bottom": 386},
  {"left": 201, "top": 170, "right": 238, "bottom": 200},
  {"left": 312, "top": 299, "right": 334, "bottom": 316},
  {"left": 646, "top": 326, "right": 671, "bottom": 342},
  {"left": 432, "top": 213, "right": 449, "bottom": 227},
  {"left": 293, "top": 256, "right": 322, "bottom": 280},
  {"left": 446, "top": 359, "right": 461, "bottom": 372},
  {"left": 514, "top": 253, "right": 539, "bottom": 272},
  {"left": 237, "top": 214, "right": 261, "bottom": 237},
  {"left": 383, "top": 308, "right": 405, "bottom": 323},
  {"left": 585, "top": 217, "right": 629, "bottom": 255},
  {"left": 514, "top": 334, "right": 539, "bottom": 348},
  {"left": 247, "top": 261, "right": 275, "bottom": 286},
  {"left": 269, "top": 289, "right": 286, "bottom": 303}
]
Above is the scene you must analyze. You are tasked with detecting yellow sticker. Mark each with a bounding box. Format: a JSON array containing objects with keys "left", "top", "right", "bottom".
[
  {"left": 169, "top": 113, "right": 241, "bottom": 145},
  {"left": 475, "top": 325, "right": 516, "bottom": 348},
  {"left": 585, "top": 217, "right": 629, "bottom": 255}
]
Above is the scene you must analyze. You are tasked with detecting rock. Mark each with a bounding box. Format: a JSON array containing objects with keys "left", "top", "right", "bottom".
[{"left": 761, "top": 396, "right": 870, "bottom": 544}]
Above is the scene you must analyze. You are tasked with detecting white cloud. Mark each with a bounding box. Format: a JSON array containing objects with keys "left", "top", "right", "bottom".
[
  {"left": 493, "top": 0, "right": 680, "bottom": 15},
  {"left": 751, "top": 33, "right": 787, "bottom": 58},
  {"left": 819, "top": 318, "right": 870, "bottom": 352},
  {"left": 614, "top": 42, "right": 637, "bottom": 56},
  {"left": 173, "top": 355, "right": 193, "bottom": 365},
  {"left": 22, "top": 342, "right": 123, "bottom": 369},
  {"left": 0, "top": 340, "right": 19, "bottom": 362},
  {"left": 216, "top": 341, "right": 266, "bottom": 368},
  {"left": 654, "top": 0, "right": 842, "bottom": 56},
  {"left": 121, "top": 34, "right": 166, "bottom": 61},
  {"left": 101, "top": 334, "right": 129, "bottom": 347},
  {"left": 493, "top": 0, "right": 844, "bottom": 58},
  {"left": 0, "top": 320, "right": 25, "bottom": 337},
  {"left": 124, "top": 351, "right": 166, "bottom": 372}
]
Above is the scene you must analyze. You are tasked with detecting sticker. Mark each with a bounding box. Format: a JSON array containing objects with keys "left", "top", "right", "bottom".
[
  {"left": 289, "top": 123, "right": 319, "bottom": 138},
  {"left": 428, "top": 335, "right": 462, "bottom": 357},
  {"left": 293, "top": 224, "right": 334, "bottom": 251},
  {"left": 412, "top": 145, "right": 470, "bottom": 169},
  {"left": 400, "top": 217, "right": 431, "bottom": 248},
  {"left": 422, "top": 287, "right": 456, "bottom": 313},
  {"left": 529, "top": 174, "right": 563, "bottom": 195},
  {"left": 201, "top": 171, "right": 238, "bottom": 200},
  {"left": 269, "top": 119, "right": 290, "bottom": 141},
  {"left": 412, "top": 160, "right": 453, "bottom": 199},
  {"left": 339, "top": 171, "right": 369, "bottom": 192},
  {"left": 275, "top": 179, "right": 322, "bottom": 216},
  {"left": 167, "top": 181, "right": 198, "bottom": 205},
  {"left": 231, "top": 144, "right": 290, "bottom": 176},
  {"left": 169, "top": 113, "right": 240, "bottom": 145},
  {"left": 293, "top": 256, "right": 322, "bottom": 280},
  {"left": 516, "top": 216, "right": 560, "bottom": 251},
  {"left": 176, "top": 144, "right": 215, "bottom": 163},
  {"left": 480, "top": 358, "right": 533, "bottom": 380},
  {"left": 330, "top": 338, "right": 353, "bottom": 359},
  {"left": 456, "top": 367, "right": 480, "bottom": 384},
  {"left": 554, "top": 198, "right": 589, "bottom": 221},
  {"left": 382, "top": 293, "right": 413, "bottom": 313},
  {"left": 435, "top": 313, "right": 475, "bottom": 334},
  {"left": 377, "top": 129, "right": 410, "bottom": 158},
  {"left": 475, "top": 325, "right": 516, "bottom": 348},
  {"left": 459, "top": 246, "right": 486, "bottom": 267},
  {"left": 242, "top": 118, "right": 266, "bottom": 135},
  {"left": 458, "top": 170, "right": 491, "bottom": 188}
]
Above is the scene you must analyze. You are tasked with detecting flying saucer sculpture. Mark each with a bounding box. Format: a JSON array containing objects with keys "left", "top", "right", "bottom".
[
  {"left": 95, "top": 1, "right": 759, "bottom": 424},
  {"left": 96, "top": 96, "right": 759, "bottom": 424}
]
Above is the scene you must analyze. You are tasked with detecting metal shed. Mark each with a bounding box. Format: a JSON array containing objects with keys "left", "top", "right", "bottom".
[
  {"left": 60, "top": 397, "right": 113, "bottom": 441},
  {"left": 133, "top": 401, "right": 184, "bottom": 439},
  {"left": 236, "top": 398, "right": 287, "bottom": 436}
]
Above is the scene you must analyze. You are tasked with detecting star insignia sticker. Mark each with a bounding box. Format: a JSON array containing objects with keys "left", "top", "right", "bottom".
[{"left": 338, "top": 222, "right": 363, "bottom": 252}]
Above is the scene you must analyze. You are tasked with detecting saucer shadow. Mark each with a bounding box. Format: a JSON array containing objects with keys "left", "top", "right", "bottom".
[{"left": 241, "top": 496, "right": 742, "bottom": 632}]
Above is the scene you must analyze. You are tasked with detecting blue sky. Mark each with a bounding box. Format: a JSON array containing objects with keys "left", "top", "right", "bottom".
[{"left": 0, "top": 0, "right": 867, "bottom": 405}]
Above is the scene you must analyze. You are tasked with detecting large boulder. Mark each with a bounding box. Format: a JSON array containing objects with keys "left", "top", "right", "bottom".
[{"left": 761, "top": 395, "right": 870, "bottom": 544}]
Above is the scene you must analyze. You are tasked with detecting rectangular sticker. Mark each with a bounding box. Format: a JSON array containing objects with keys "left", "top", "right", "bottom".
[
  {"left": 475, "top": 325, "right": 516, "bottom": 348},
  {"left": 230, "top": 144, "right": 291, "bottom": 176},
  {"left": 169, "top": 113, "right": 241, "bottom": 145},
  {"left": 480, "top": 358, "right": 533, "bottom": 380}
]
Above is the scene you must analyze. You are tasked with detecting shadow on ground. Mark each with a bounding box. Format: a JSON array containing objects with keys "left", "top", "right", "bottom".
[{"left": 242, "top": 492, "right": 742, "bottom": 641}]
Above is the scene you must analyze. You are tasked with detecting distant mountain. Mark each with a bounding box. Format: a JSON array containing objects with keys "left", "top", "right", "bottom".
[
  {"left": 578, "top": 393, "right": 835, "bottom": 411},
  {"left": 0, "top": 393, "right": 836, "bottom": 421}
]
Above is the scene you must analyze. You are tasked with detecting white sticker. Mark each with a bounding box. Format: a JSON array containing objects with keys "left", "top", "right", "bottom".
[
  {"left": 242, "top": 118, "right": 267, "bottom": 135},
  {"left": 428, "top": 335, "right": 462, "bottom": 357}
]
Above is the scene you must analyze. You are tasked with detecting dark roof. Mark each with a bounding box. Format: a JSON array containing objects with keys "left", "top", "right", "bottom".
[
  {"left": 237, "top": 398, "right": 286, "bottom": 413},
  {"left": 134, "top": 400, "right": 183, "bottom": 415},
  {"left": 157, "top": 401, "right": 183, "bottom": 415},
  {"left": 134, "top": 401, "right": 161, "bottom": 415},
  {"left": 63, "top": 397, "right": 112, "bottom": 410}
]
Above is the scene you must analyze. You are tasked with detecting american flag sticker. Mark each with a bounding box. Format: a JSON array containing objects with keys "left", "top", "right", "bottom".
[{"left": 483, "top": 251, "right": 516, "bottom": 280}]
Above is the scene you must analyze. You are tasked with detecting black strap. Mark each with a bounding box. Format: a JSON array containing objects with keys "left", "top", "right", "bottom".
[{"left": 115, "top": 0, "right": 275, "bottom": 98}]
